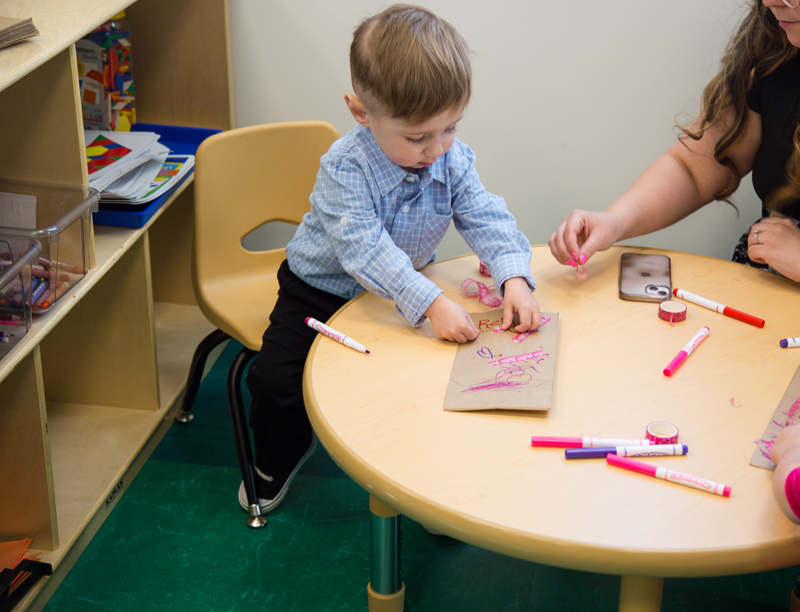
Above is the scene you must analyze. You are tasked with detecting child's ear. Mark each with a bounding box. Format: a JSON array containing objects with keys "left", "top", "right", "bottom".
[{"left": 344, "top": 94, "right": 370, "bottom": 127}]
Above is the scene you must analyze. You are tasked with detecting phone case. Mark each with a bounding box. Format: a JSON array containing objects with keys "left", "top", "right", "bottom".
[{"left": 618, "top": 253, "right": 672, "bottom": 302}]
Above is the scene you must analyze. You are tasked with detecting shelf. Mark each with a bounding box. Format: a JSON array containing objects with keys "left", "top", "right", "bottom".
[
  {"left": 0, "top": 1, "right": 133, "bottom": 95},
  {"left": 0, "top": 2, "right": 233, "bottom": 610}
]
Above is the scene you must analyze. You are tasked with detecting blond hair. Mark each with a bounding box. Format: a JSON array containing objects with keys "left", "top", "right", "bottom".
[{"left": 350, "top": 4, "right": 471, "bottom": 123}]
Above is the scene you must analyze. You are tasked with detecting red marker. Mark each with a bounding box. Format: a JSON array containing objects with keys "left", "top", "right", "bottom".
[
  {"left": 607, "top": 454, "right": 731, "bottom": 497},
  {"left": 672, "top": 288, "right": 765, "bottom": 328}
]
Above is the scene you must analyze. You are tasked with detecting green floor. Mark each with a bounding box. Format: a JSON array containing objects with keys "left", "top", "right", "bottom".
[{"left": 42, "top": 341, "right": 800, "bottom": 611}]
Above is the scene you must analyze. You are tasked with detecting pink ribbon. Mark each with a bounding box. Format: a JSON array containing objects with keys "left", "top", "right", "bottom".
[{"left": 461, "top": 278, "right": 502, "bottom": 308}]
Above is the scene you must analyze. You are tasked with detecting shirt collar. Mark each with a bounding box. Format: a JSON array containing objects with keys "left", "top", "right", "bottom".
[{"left": 354, "top": 124, "right": 445, "bottom": 197}]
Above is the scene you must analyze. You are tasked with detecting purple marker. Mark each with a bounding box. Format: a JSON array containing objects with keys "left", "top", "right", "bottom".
[
  {"left": 30, "top": 279, "right": 50, "bottom": 304},
  {"left": 565, "top": 444, "right": 688, "bottom": 460},
  {"left": 780, "top": 337, "right": 800, "bottom": 348}
]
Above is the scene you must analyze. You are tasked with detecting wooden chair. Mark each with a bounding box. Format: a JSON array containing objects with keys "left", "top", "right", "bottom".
[{"left": 177, "top": 121, "right": 340, "bottom": 527}]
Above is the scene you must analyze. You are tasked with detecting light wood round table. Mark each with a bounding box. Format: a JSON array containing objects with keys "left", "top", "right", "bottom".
[{"left": 304, "top": 246, "right": 800, "bottom": 612}]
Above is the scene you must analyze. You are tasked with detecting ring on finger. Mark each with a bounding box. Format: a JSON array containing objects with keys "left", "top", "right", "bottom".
[{"left": 754, "top": 229, "right": 761, "bottom": 245}]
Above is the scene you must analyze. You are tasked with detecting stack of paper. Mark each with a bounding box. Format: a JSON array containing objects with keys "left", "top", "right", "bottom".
[
  {"left": 85, "top": 130, "right": 194, "bottom": 207},
  {"left": 0, "top": 16, "right": 39, "bottom": 50}
]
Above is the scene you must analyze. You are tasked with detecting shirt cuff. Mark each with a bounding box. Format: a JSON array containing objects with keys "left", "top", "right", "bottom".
[
  {"left": 395, "top": 277, "right": 443, "bottom": 327},
  {"left": 484, "top": 254, "right": 535, "bottom": 297}
]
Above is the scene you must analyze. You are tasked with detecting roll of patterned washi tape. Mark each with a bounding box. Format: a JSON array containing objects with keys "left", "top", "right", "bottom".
[
  {"left": 646, "top": 421, "right": 679, "bottom": 444},
  {"left": 658, "top": 301, "right": 687, "bottom": 323}
]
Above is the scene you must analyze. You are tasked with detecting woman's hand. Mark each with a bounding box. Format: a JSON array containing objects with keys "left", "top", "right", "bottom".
[
  {"left": 748, "top": 217, "right": 800, "bottom": 282},
  {"left": 548, "top": 210, "right": 625, "bottom": 267}
]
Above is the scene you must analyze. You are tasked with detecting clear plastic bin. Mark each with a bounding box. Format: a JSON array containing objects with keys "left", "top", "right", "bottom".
[
  {"left": 0, "top": 180, "right": 99, "bottom": 313},
  {"left": 0, "top": 235, "right": 40, "bottom": 360}
]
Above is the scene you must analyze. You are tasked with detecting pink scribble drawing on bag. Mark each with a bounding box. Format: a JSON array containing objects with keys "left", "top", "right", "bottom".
[
  {"left": 759, "top": 439, "right": 776, "bottom": 461},
  {"left": 463, "top": 348, "right": 550, "bottom": 393},
  {"left": 786, "top": 396, "right": 800, "bottom": 422}
]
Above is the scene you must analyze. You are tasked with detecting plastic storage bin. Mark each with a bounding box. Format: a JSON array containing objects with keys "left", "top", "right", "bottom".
[
  {"left": 0, "top": 235, "right": 40, "bottom": 361},
  {"left": 0, "top": 180, "right": 99, "bottom": 313}
]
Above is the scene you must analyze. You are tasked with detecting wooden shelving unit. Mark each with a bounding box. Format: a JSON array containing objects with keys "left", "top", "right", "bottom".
[{"left": 0, "top": 1, "right": 233, "bottom": 610}]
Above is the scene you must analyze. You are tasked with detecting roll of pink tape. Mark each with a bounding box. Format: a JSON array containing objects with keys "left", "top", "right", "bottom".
[
  {"left": 658, "top": 300, "right": 687, "bottom": 323},
  {"left": 646, "top": 421, "right": 679, "bottom": 444}
]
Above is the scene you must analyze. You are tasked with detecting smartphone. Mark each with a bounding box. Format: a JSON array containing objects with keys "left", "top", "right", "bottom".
[{"left": 618, "top": 253, "right": 672, "bottom": 302}]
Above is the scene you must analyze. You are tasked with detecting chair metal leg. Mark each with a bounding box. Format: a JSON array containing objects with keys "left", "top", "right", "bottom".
[
  {"left": 227, "top": 346, "right": 266, "bottom": 528},
  {"left": 175, "top": 328, "right": 231, "bottom": 423}
]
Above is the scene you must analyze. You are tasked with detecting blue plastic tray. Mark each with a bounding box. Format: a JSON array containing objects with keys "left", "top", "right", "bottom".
[{"left": 91, "top": 123, "right": 221, "bottom": 228}]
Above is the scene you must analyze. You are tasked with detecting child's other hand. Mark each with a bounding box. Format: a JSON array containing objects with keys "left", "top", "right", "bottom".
[
  {"left": 771, "top": 424, "right": 800, "bottom": 525},
  {"left": 771, "top": 424, "right": 800, "bottom": 465},
  {"left": 498, "top": 277, "right": 541, "bottom": 332},
  {"left": 424, "top": 294, "right": 479, "bottom": 343}
]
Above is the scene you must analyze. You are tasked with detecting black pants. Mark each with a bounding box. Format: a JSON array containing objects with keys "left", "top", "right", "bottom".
[{"left": 246, "top": 260, "right": 348, "bottom": 477}]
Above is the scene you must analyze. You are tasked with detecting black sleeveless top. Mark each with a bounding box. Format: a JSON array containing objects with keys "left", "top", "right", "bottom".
[{"left": 747, "top": 53, "right": 800, "bottom": 219}]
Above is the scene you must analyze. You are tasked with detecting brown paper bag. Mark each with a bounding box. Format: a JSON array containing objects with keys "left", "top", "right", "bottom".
[
  {"left": 750, "top": 363, "right": 800, "bottom": 470},
  {"left": 443, "top": 310, "right": 558, "bottom": 412}
]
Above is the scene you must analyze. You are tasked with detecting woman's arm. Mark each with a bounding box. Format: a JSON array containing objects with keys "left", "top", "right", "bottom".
[{"left": 550, "top": 109, "right": 763, "bottom": 264}]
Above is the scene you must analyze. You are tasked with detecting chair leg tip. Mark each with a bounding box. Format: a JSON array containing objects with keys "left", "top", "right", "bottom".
[{"left": 246, "top": 504, "right": 267, "bottom": 528}]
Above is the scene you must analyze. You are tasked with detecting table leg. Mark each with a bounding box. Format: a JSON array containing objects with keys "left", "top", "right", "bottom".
[
  {"left": 618, "top": 576, "right": 664, "bottom": 612},
  {"left": 367, "top": 495, "right": 405, "bottom": 612}
]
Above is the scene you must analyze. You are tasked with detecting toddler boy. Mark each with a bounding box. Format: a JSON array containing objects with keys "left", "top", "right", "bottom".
[{"left": 242, "top": 3, "right": 541, "bottom": 513}]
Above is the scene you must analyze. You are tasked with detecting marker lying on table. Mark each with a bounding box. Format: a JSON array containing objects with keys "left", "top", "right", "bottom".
[
  {"left": 664, "top": 326, "right": 709, "bottom": 377},
  {"left": 606, "top": 454, "right": 730, "bottom": 497},
  {"left": 305, "top": 317, "right": 370, "bottom": 354},
  {"left": 780, "top": 337, "right": 800, "bottom": 348},
  {"left": 531, "top": 436, "right": 653, "bottom": 448},
  {"left": 565, "top": 444, "right": 687, "bottom": 459},
  {"left": 672, "top": 288, "right": 765, "bottom": 328}
]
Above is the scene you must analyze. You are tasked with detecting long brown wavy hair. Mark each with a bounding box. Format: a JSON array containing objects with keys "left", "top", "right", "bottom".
[{"left": 683, "top": 1, "right": 798, "bottom": 211}]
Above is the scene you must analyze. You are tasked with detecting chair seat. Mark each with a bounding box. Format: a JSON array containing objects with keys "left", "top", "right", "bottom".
[{"left": 198, "top": 274, "right": 280, "bottom": 351}]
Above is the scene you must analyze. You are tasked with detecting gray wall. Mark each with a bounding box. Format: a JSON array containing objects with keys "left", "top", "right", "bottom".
[{"left": 230, "top": 1, "right": 756, "bottom": 261}]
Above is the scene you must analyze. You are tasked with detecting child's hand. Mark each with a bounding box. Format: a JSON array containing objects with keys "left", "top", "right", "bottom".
[
  {"left": 424, "top": 294, "right": 479, "bottom": 343},
  {"left": 771, "top": 424, "right": 800, "bottom": 465},
  {"left": 498, "top": 277, "right": 541, "bottom": 332},
  {"left": 771, "top": 424, "right": 800, "bottom": 525}
]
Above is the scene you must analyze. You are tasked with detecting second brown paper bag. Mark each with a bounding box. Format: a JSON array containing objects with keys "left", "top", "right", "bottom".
[{"left": 443, "top": 309, "right": 558, "bottom": 412}]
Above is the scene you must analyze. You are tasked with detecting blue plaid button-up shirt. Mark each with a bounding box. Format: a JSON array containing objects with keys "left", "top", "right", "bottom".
[{"left": 286, "top": 124, "right": 535, "bottom": 326}]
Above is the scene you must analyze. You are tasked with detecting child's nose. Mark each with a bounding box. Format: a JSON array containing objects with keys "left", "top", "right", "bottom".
[{"left": 427, "top": 138, "right": 445, "bottom": 156}]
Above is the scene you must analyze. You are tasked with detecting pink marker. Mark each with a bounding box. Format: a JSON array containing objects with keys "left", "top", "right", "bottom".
[
  {"left": 607, "top": 454, "right": 730, "bottom": 497},
  {"left": 663, "top": 326, "right": 709, "bottom": 377},
  {"left": 305, "top": 317, "right": 370, "bottom": 354},
  {"left": 531, "top": 436, "right": 653, "bottom": 448}
]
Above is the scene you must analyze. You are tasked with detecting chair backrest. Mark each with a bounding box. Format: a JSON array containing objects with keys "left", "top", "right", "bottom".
[{"left": 193, "top": 121, "right": 340, "bottom": 350}]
